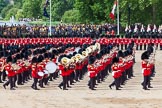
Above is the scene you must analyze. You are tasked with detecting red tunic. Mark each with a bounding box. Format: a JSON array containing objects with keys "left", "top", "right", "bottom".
[
  {"left": 31, "top": 64, "right": 39, "bottom": 78},
  {"left": 111, "top": 64, "right": 120, "bottom": 78},
  {"left": 5, "top": 64, "right": 15, "bottom": 77},
  {"left": 87, "top": 65, "right": 96, "bottom": 78},
  {"left": 141, "top": 61, "right": 151, "bottom": 76},
  {"left": 58, "top": 64, "right": 68, "bottom": 76}
]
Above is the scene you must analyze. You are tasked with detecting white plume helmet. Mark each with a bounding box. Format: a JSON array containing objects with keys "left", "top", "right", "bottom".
[
  {"left": 141, "top": 24, "right": 145, "bottom": 32},
  {"left": 147, "top": 24, "right": 151, "bottom": 32},
  {"left": 134, "top": 25, "right": 138, "bottom": 33},
  {"left": 125, "top": 25, "right": 128, "bottom": 32}
]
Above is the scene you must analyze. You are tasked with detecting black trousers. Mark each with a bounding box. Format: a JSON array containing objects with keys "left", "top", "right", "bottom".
[
  {"left": 89, "top": 77, "right": 95, "bottom": 89},
  {"left": 32, "top": 78, "right": 38, "bottom": 89},
  {"left": 70, "top": 72, "right": 75, "bottom": 84},
  {"left": 144, "top": 44, "right": 147, "bottom": 50},
  {"left": 4, "top": 76, "right": 14, "bottom": 89},
  {"left": 121, "top": 44, "right": 123, "bottom": 50},
  {"left": 160, "top": 45, "right": 162, "bottom": 50},
  {"left": 17, "top": 73, "right": 22, "bottom": 85},
  {"left": 75, "top": 70, "right": 80, "bottom": 81},
  {"left": 2, "top": 70, "right": 7, "bottom": 81},
  {"left": 79, "top": 70, "right": 83, "bottom": 80},
  {"left": 97, "top": 73, "right": 101, "bottom": 83},
  {"left": 110, "top": 78, "right": 119, "bottom": 90},
  {"left": 125, "top": 44, "right": 127, "bottom": 50},
  {"left": 143, "top": 76, "right": 150, "bottom": 89},
  {"left": 136, "top": 45, "right": 138, "bottom": 50},
  {"left": 59, "top": 76, "right": 68, "bottom": 89},
  {"left": 39, "top": 78, "right": 45, "bottom": 87},
  {"left": 0, "top": 72, "right": 3, "bottom": 82},
  {"left": 140, "top": 45, "right": 142, "bottom": 50}
]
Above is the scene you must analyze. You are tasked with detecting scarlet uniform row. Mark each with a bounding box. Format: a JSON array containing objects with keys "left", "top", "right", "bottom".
[
  {"left": 0, "top": 37, "right": 93, "bottom": 45},
  {"left": 1, "top": 38, "right": 162, "bottom": 46},
  {"left": 97, "top": 38, "right": 162, "bottom": 45}
]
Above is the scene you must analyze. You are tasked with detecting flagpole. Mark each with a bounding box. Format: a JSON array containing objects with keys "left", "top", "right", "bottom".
[
  {"left": 117, "top": 0, "right": 120, "bottom": 35},
  {"left": 50, "top": 0, "right": 52, "bottom": 36}
]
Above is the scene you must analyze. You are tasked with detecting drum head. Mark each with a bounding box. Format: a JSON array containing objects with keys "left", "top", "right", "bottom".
[
  {"left": 38, "top": 72, "right": 44, "bottom": 77},
  {"left": 45, "top": 61, "right": 57, "bottom": 73},
  {"left": 44, "top": 70, "right": 49, "bottom": 74}
]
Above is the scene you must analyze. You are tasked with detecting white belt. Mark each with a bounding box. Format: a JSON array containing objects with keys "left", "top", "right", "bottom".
[{"left": 89, "top": 71, "right": 95, "bottom": 73}]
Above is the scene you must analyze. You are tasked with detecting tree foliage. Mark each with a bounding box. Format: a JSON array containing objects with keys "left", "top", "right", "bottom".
[
  {"left": 0, "top": 0, "right": 162, "bottom": 25},
  {"left": 62, "top": 9, "right": 80, "bottom": 23}
]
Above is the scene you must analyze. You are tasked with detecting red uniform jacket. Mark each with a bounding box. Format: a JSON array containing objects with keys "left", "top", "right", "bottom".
[
  {"left": 87, "top": 65, "right": 96, "bottom": 78},
  {"left": 111, "top": 64, "right": 120, "bottom": 78},
  {"left": 141, "top": 61, "right": 151, "bottom": 76},
  {"left": 5, "top": 64, "right": 15, "bottom": 77},
  {"left": 58, "top": 64, "right": 69, "bottom": 77},
  {"left": 31, "top": 64, "right": 39, "bottom": 78}
]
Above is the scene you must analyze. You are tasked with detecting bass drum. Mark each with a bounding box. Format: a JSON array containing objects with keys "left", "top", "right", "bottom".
[
  {"left": 38, "top": 71, "right": 44, "bottom": 77},
  {"left": 45, "top": 61, "right": 57, "bottom": 74}
]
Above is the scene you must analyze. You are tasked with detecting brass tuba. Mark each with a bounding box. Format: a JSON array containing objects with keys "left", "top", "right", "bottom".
[
  {"left": 82, "top": 51, "right": 88, "bottom": 57},
  {"left": 61, "top": 57, "right": 71, "bottom": 67},
  {"left": 75, "top": 54, "right": 83, "bottom": 63}
]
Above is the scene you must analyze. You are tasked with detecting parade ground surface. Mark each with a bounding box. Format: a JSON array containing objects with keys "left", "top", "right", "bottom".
[{"left": 0, "top": 50, "right": 162, "bottom": 108}]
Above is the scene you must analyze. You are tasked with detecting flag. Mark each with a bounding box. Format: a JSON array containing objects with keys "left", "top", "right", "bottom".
[
  {"left": 43, "top": 0, "right": 49, "bottom": 18},
  {"left": 43, "top": 7, "right": 49, "bottom": 18},
  {"left": 109, "top": 0, "right": 117, "bottom": 20},
  {"left": 45, "top": 0, "right": 49, "bottom": 6}
]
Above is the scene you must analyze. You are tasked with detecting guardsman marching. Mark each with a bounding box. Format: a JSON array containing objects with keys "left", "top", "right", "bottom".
[
  {"left": 87, "top": 55, "right": 96, "bottom": 90},
  {"left": 141, "top": 51, "right": 153, "bottom": 90},
  {"left": 109, "top": 57, "right": 121, "bottom": 90},
  {"left": 3, "top": 56, "right": 16, "bottom": 90}
]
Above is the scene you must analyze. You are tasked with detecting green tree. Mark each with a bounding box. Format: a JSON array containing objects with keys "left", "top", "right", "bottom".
[
  {"left": 0, "top": 0, "right": 7, "bottom": 13},
  {"left": 1, "top": 4, "right": 13, "bottom": 18},
  {"left": 62, "top": 9, "right": 80, "bottom": 23},
  {"left": 22, "top": 0, "right": 42, "bottom": 18},
  {"left": 5, "top": 8, "right": 19, "bottom": 20}
]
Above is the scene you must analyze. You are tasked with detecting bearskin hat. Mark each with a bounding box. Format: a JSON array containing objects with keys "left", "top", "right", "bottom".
[
  {"left": 58, "top": 54, "right": 66, "bottom": 62},
  {"left": 147, "top": 45, "right": 153, "bottom": 55},
  {"left": 117, "top": 50, "right": 123, "bottom": 58},
  {"left": 12, "top": 57, "right": 17, "bottom": 63},
  {"left": 88, "top": 55, "right": 96, "bottom": 65},
  {"left": 73, "top": 52, "right": 77, "bottom": 56},
  {"left": 16, "top": 54, "right": 21, "bottom": 60},
  {"left": 112, "top": 57, "right": 119, "bottom": 64},
  {"left": 6, "top": 56, "right": 12, "bottom": 63},
  {"left": 0, "top": 51, "right": 4, "bottom": 58},
  {"left": 50, "top": 53, "right": 55, "bottom": 59},
  {"left": 38, "top": 55, "right": 44, "bottom": 63},
  {"left": 127, "top": 48, "right": 133, "bottom": 55},
  {"left": 141, "top": 51, "right": 149, "bottom": 60},
  {"left": 82, "top": 44, "right": 88, "bottom": 49},
  {"left": 96, "top": 53, "right": 102, "bottom": 59},
  {"left": 32, "top": 57, "right": 37, "bottom": 63},
  {"left": 44, "top": 53, "right": 49, "bottom": 59},
  {"left": 123, "top": 51, "right": 128, "bottom": 57},
  {"left": 78, "top": 49, "right": 83, "bottom": 54},
  {"left": 52, "top": 49, "right": 58, "bottom": 55}
]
